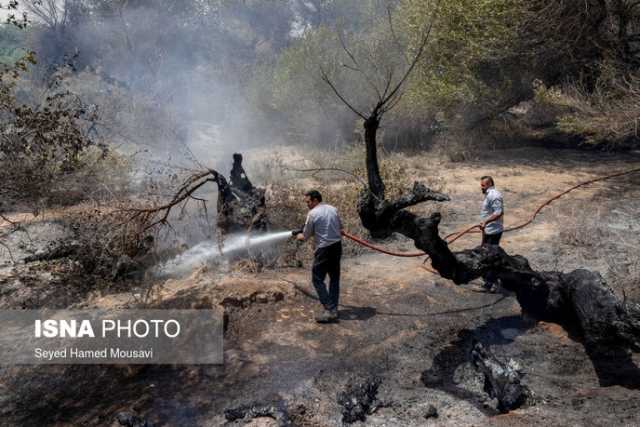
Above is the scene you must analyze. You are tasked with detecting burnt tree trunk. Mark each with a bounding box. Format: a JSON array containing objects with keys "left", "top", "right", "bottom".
[
  {"left": 364, "top": 115, "right": 385, "bottom": 200},
  {"left": 216, "top": 154, "right": 267, "bottom": 235},
  {"left": 358, "top": 113, "right": 450, "bottom": 239}
]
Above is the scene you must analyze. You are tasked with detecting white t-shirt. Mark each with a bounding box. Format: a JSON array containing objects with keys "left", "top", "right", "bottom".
[
  {"left": 480, "top": 187, "right": 504, "bottom": 235},
  {"left": 303, "top": 203, "right": 342, "bottom": 249}
]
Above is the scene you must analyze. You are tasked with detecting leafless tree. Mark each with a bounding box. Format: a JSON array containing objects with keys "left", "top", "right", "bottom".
[
  {"left": 22, "top": 0, "right": 71, "bottom": 30},
  {"left": 319, "top": 3, "right": 447, "bottom": 238}
]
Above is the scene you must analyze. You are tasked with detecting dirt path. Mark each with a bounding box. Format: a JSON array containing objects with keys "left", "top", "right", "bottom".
[{"left": 1, "top": 147, "right": 640, "bottom": 426}]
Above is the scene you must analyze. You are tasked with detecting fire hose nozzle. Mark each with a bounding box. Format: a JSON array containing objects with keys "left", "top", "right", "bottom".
[{"left": 291, "top": 229, "right": 303, "bottom": 237}]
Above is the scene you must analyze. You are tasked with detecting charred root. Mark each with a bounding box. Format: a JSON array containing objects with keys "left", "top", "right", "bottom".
[{"left": 471, "top": 340, "right": 529, "bottom": 413}]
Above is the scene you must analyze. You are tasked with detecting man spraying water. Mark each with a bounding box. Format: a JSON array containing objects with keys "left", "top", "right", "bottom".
[{"left": 293, "top": 190, "right": 343, "bottom": 323}]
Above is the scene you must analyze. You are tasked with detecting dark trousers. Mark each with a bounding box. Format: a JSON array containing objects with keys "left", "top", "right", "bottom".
[
  {"left": 482, "top": 232, "right": 502, "bottom": 284},
  {"left": 312, "top": 241, "right": 342, "bottom": 310},
  {"left": 482, "top": 232, "right": 502, "bottom": 246}
]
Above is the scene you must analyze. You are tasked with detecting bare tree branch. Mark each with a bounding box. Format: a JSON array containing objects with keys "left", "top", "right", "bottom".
[
  {"left": 338, "top": 29, "right": 383, "bottom": 100},
  {"left": 381, "top": 0, "right": 441, "bottom": 107},
  {"left": 387, "top": 5, "right": 410, "bottom": 66},
  {"left": 121, "top": 169, "right": 222, "bottom": 231},
  {"left": 319, "top": 65, "right": 367, "bottom": 119}
]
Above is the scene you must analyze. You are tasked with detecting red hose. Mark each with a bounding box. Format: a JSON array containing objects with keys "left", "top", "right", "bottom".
[{"left": 340, "top": 230, "right": 425, "bottom": 257}]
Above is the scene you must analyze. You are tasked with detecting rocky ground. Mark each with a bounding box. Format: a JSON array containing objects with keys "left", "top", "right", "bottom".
[{"left": 1, "top": 147, "right": 639, "bottom": 426}]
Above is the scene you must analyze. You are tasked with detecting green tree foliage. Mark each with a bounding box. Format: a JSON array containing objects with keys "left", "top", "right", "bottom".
[
  {"left": 399, "top": 0, "right": 525, "bottom": 124},
  {"left": 400, "top": 0, "right": 640, "bottom": 130},
  {"left": 249, "top": 26, "right": 356, "bottom": 144},
  {"left": 0, "top": 24, "right": 28, "bottom": 64}
]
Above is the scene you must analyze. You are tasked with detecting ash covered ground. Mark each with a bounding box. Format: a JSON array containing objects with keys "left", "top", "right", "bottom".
[{"left": 1, "top": 147, "right": 639, "bottom": 426}]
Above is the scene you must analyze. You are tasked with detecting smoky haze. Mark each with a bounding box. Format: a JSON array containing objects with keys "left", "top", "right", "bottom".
[
  {"left": 17, "top": 1, "right": 319, "bottom": 169},
  {"left": 10, "top": 0, "right": 408, "bottom": 172},
  {"left": 3, "top": 0, "right": 413, "bottom": 246}
]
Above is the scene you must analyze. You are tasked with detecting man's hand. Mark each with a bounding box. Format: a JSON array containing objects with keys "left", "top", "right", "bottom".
[
  {"left": 295, "top": 233, "right": 305, "bottom": 242},
  {"left": 478, "top": 221, "right": 486, "bottom": 230}
]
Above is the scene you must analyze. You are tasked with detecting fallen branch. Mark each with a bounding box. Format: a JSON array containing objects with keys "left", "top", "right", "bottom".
[
  {"left": 123, "top": 170, "right": 224, "bottom": 232},
  {"left": 387, "top": 210, "right": 640, "bottom": 351},
  {"left": 122, "top": 154, "right": 268, "bottom": 236}
]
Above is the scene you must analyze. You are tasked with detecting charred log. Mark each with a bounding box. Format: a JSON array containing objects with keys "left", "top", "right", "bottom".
[
  {"left": 337, "top": 376, "right": 382, "bottom": 424},
  {"left": 385, "top": 210, "right": 640, "bottom": 351},
  {"left": 470, "top": 340, "right": 529, "bottom": 413},
  {"left": 23, "top": 241, "right": 80, "bottom": 263},
  {"left": 223, "top": 401, "right": 291, "bottom": 426}
]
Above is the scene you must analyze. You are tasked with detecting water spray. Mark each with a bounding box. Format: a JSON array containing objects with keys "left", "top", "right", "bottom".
[{"left": 151, "top": 230, "right": 299, "bottom": 278}]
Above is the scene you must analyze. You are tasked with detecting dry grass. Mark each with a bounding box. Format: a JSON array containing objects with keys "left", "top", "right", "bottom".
[
  {"left": 556, "top": 200, "right": 640, "bottom": 300},
  {"left": 501, "top": 72, "right": 640, "bottom": 148},
  {"left": 248, "top": 144, "right": 447, "bottom": 264},
  {"left": 558, "top": 203, "right": 608, "bottom": 249}
]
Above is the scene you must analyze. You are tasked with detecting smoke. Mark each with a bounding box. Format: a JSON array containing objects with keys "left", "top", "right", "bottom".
[
  {"left": 12, "top": 1, "right": 391, "bottom": 247},
  {"left": 12, "top": 1, "right": 311, "bottom": 246},
  {"left": 20, "top": 1, "right": 300, "bottom": 167},
  {"left": 151, "top": 230, "right": 293, "bottom": 278}
]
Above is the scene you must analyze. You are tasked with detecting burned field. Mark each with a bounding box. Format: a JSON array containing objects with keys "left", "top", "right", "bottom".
[
  {"left": 3, "top": 2, "right": 640, "bottom": 424},
  {"left": 1, "top": 147, "right": 639, "bottom": 426}
]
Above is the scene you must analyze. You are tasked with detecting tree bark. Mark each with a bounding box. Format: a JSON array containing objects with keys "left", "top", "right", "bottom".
[{"left": 364, "top": 115, "right": 385, "bottom": 200}]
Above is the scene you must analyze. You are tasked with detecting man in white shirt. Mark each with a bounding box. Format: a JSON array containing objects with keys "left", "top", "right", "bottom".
[
  {"left": 479, "top": 176, "right": 504, "bottom": 292},
  {"left": 295, "top": 190, "right": 343, "bottom": 323}
]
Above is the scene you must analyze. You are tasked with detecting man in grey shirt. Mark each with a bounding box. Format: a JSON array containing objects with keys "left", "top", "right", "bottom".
[
  {"left": 479, "top": 176, "right": 504, "bottom": 292},
  {"left": 295, "top": 190, "right": 343, "bottom": 323}
]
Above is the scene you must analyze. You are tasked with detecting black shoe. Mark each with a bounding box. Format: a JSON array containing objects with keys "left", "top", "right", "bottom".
[
  {"left": 482, "top": 281, "right": 499, "bottom": 293},
  {"left": 316, "top": 309, "right": 338, "bottom": 323}
]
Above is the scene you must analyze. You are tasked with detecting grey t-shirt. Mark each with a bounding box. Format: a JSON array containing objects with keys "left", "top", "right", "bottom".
[
  {"left": 480, "top": 187, "right": 504, "bottom": 235},
  {"left": 303, "top": 203, "right": 342, "bottom": 249}
]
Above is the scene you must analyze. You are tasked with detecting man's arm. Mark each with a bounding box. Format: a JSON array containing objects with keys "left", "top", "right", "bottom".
[
  {"left": 297, "top": 212, "right": 313, "bottom": 241},
  {"left": 480, "top": 212, "right": 503, "bottom": 229}
]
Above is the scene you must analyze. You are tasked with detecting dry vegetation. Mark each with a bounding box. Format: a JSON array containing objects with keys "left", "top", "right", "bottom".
[
  {"left": 246, "top": 145, "right": 447, "bottom": 265},
  {"left": 555, "top": 198, "right": 640, "bottom": 301}
]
